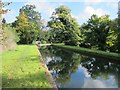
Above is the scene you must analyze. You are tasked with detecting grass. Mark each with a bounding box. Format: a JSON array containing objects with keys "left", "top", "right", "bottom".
[
  {"left": 52, "top": 44, "right": 120, "bottom": 60},
  {"left": 1, "top": 45, "right": 52, "bottom": 88}
]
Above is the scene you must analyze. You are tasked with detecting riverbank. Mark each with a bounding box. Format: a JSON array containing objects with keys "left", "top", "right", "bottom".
[
  {"left": 2, "top": 45, "right": 56, "bottom": 88},
  {"left": 52, "top": 44, "right": 120, "bottom": 60}
]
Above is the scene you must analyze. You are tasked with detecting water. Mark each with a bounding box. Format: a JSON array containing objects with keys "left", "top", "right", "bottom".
[{"left": 40, "top": 46, "right": 120, "bottom": 88}]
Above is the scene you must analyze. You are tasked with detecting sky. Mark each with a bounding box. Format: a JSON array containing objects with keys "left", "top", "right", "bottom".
[{"left": 2, "top": 0, "right": 119, "bottom": 25}]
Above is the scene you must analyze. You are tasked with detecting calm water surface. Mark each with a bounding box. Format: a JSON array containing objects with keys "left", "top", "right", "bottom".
[{"left": 40, "top": 46, "right": 120, "bottom": 88}]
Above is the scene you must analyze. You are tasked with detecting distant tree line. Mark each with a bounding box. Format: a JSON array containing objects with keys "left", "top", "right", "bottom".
[
  {"left": 47, "top": 5, "right": 120, "bottom": 53},
  {"left": 1, "top": 1, "right": 120, "bottom": 53}
]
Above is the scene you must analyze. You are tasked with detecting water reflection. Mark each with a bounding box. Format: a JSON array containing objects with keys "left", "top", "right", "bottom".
[{"left": 40, "top": 46, "right": 120, "bottom": 88}]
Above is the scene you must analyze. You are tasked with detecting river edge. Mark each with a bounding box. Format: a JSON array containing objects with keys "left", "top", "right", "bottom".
[
  {"left": 37, "top": 46, "right": 58, "bottom": 89},
  {"left": 52, "top": 44, "right": 120, "bottom": 60}
]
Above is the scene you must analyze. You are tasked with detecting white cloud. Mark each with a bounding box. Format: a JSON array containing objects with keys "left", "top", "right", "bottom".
[
  {"left": 84, "top": 0, "right": 103, "bottom": 3},
  {"left": 84, "top": 0, "right": 103, "bottom": 5},
  {"left": 107, "top": 2, "right": 118, "bottom": 9},
  {"left": 73, "top": 6, "right": 109, "bottom": 24},
  {"left": 106, "top": 0, "right": 119, "bottom": 2},
  {"left": 2, "top": 0, "right": 119, "bottom": 2},
  {"left": 83, "top": 79, "right": 113, "bottom": 88},
  {"left": 25, "top": 1, "right": 67, "bottom": 25},
  {"left": 85, "top": 0, "right": 102, "bottom": 2},
  {"left": 2, "top": 10, "right": 17, "bottom": 23},
  {"left": 84, "top": 0, "right": 119, "bottom": 3},
  {"left": 84, "top": 0, "right": 119, "bottom": 5},
  {"left": 85, "top": 6, "right": 108, "bottom": 17},
  {"left": 25, "top": 1, "right": 54, "bottom": 18}
]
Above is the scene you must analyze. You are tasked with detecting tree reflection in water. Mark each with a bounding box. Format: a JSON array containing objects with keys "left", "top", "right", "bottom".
[
  {"left": 40, "top": 46, "right": 120, "bottom": 88},
  {"left": 40, "top": 46, "right": 81, "bottom": 85},
  {"left": 81, "top": 56, "right": 120, "bottom": 87}
]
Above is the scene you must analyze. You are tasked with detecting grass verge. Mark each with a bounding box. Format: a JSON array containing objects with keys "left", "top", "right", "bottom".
[
  {"left": 52, "top": 44, "right": 120, "bottom": 60},
  {"left": 1, "top": 45, "right": 52, "bottom": 88}
]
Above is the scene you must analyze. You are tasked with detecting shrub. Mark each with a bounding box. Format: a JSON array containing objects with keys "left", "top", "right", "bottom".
[{"left": 2, "top": 25, "right": 19, "bottom": 52}]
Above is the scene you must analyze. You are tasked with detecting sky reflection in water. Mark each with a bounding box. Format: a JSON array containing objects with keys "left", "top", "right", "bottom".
[{"left": 40, "top": 46, "right": 120, "bottom": 88}]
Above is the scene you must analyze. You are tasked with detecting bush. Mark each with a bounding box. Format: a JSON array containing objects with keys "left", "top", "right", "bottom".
[{"left": 2, "top": 25, "right": 19, "bottom": 52}]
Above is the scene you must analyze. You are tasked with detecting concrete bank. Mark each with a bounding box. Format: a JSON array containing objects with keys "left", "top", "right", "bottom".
[{"left": 37, "top": 46, "right": 57, "bottom": 89}]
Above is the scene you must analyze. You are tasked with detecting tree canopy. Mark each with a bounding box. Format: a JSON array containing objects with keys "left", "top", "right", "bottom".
[
  {"left": 12, "top": 5, "right": 43, "bottom": 44},
  {"left": 48, "top": 5, "right": 82, "bottom": 46},
  {"left": 117, "top": 4, "right": 120, "bottom": 53},
  {"left": 81, "top": 15, "right": 112, "bottom": 51},
  {"left": 2, "top": 3, "right": 120, "bottom": 54}
]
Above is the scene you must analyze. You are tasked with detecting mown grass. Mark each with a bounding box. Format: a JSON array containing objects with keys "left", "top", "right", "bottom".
[
  {"left": 1, "top": 45, "right": 52, "bottom": 88},
  {"left": 52, "top": 44, "right": 120, "bottom": 60}
]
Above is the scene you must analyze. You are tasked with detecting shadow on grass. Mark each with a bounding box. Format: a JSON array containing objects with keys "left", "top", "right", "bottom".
[
  {"left": 18, "top": 55, "right": 41, "bottom": 63},
  {"left": 2, "top": 70, "right": 50, "bottom": 88},
  {"left": 2, "top": 53, "right": 51, "bottom": 88}
]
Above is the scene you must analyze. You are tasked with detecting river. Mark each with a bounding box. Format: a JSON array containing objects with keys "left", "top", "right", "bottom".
[{"left": 40, "top": 46, "right": 120, "bottom": 88}]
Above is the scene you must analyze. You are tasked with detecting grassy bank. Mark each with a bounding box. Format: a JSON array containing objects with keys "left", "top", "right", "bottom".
[
  {"left": 52, "top": 44, "right": 120, "bottom": 60},
  {"left": 1, "top": 45, "right": 52, "bottom": 88}
]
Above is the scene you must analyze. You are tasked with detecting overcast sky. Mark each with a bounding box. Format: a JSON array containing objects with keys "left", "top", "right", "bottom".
[{"left": 3, "top": 0, "right": 119, "bottom": 25}]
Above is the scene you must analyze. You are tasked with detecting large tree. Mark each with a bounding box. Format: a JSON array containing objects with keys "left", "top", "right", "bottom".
[
  {"left": 13, "top": 5, "right": 43, "bottom": 44},
  {"left": 81, "top": 15, "right": 111, "bottom": 51},
  {"left": 15, "top": 11, "right": 30, "bottom": 44},
  {"left": 20, "top": 5, "right": 42, "bottom": 31},
  {"left": 107, "top": 18, "right": 118, "bottom": 52},
  {"left": 117, "top": 1, "right": 120, "bottom": 53},
  {"left": 48, "top": 5, "right": 81, "bottom": 46}
]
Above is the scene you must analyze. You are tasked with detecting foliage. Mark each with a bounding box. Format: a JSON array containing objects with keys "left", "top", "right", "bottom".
[
  {"left": 20, "top": 5, "right": 43, "bottom": 42},
  {"left": 0, "top": 1, "right": 13, "bottom": 53},
  {"left": 106, "top": 18, "right": 118, "bottom": 52},
  {"left": 2, "top": 25, "right": 19, "bottom": 51},
  {"left": 15, "top": 11, "right": 31, "bottom": 44},
  {"left": 2, "top": 3, "right": 119, "bottom": 53},
  {"left": 48, "top": 5, "right": 81, "bottom": 46},
  {"left": 38, "top": 30, "right": 51, "bottom": 44},
  {"left": 0, "top": 1, "right": 12, "bottom": 15},
  {"left": 20, "top": 5, "right": 42, "bottom": 31},
  {"left": 81, "top": 15, "right": 111, "bottom": 51},
  {"left": 13, "top": 5, "right": 43, "bottom": 44},
  {"left": 117, "top": 6, "right": 120, "bottom": 53}
]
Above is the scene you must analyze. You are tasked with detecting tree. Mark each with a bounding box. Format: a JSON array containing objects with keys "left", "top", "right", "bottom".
[
  {"left": 81, "top": 15, "right": 111, "bottom": 51},
  {"left": 15, "top": 11, "right": 30, "bottom": 44},
  {"left": 48, "top": 5, "right": 81, "bottom": 46},
  {"left": 106, "top": 18, "right": 118, "bottom": 52},
  {"left": 20, "top": 5, "right": 42, "bottom": 41},
  {"left": 117, "top": 1, "right": 120, "bottom": 53},
  {"left": 0, "top": 1, "right": 12, "bottom": 14},
  {"left": 13, "top": 5, "right": 43, "bottom": 44}
]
